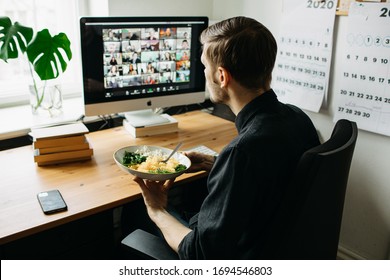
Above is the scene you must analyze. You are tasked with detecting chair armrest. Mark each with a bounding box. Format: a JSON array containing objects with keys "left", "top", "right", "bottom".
[{"left": 121, "top": 229, "right": 179, "bottom": 260}]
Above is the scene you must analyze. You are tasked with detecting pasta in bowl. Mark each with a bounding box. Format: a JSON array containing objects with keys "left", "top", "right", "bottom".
[{"left": 113, "top": 145, "right": 191, "bottom": 180}]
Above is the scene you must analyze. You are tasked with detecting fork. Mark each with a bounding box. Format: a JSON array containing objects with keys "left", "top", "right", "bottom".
[{"left": 160, "top": 142, "right": 183, "bottom": 163}]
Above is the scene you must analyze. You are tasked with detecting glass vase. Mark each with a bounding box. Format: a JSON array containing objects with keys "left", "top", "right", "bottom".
[{"left": 29, "top": 84, "right": 63, "bottom": 117}]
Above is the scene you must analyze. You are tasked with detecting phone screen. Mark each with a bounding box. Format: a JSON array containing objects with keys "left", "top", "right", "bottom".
[{"left": 37, "top": 189, "right": 68, "bottom": 214}]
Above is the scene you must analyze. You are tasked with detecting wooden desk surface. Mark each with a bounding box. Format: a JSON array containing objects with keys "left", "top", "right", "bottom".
[{"left": 0, "top": 111, "right": 237, "bottom": 245}]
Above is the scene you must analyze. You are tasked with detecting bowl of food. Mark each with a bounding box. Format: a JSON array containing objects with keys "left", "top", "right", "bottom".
[{"left": 113, "top": 145, "right": 191, "bottom": 181}]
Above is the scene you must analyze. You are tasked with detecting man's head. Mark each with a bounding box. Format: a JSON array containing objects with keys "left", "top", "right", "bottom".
[{"left": 200, "top": 16, "right": 277, "bottom": 91}]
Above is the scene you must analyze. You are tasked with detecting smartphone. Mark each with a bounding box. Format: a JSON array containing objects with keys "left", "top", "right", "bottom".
[{"left": 37, "top": 189, "right": 68, "bottom": 214}]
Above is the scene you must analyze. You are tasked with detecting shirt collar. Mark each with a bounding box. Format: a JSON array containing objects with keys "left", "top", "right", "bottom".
[{"left": 235, "top": 89, "right": 279, "bottom": 131}]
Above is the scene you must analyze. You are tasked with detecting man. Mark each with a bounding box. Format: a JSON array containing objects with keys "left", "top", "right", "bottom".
[
  {"left": 132, "top": 16, "right": 320, "bottom": 259},
  {"left": 130, "top": 52, "right": 141, "bottom": 64}
]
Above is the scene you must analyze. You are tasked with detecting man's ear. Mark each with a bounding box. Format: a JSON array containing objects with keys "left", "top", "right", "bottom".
[{"left": 217, "top": 66, "right": 230, "bottom": 88}]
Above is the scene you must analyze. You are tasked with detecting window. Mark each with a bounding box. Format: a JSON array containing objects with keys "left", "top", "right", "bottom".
[{"left": 0, "top": 0, "right": 82, "bottom": 107}]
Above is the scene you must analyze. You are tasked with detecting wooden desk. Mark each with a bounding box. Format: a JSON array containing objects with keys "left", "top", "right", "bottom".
[{"left": 0, "top": 111, "right": 237, "bottom": 245}]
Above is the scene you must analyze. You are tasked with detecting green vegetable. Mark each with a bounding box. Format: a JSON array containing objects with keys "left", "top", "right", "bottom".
[
  {"left": 122, "top": 151, "right": 147, "bottom": 166},
  {"left": 122, "top": 151, "right": 187, "bottom": 174},
  {"left": 175, "top": 164, "right": 187, "bottom": 172}
]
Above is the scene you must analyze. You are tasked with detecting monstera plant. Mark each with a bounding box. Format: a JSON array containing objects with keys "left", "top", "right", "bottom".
[{"left": 0, "top": 16, "right": 72, "bottom": 116}]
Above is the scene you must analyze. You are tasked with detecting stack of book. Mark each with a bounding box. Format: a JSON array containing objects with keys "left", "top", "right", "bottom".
[
  {"left": 31, "top": 122, "right": 93, "bottom": 166},
  {"left": 123, "top": 113, "right": 178, "bottom": 138}
]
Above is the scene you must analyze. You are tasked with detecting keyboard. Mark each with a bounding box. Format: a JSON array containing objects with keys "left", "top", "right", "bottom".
[{"left": 186, "top": 145, "right": 219, "bottom": 156}]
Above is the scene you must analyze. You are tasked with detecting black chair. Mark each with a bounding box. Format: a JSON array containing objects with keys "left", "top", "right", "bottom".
[{"left": 121, "top": 119, "right": 358, "bottom": 259}]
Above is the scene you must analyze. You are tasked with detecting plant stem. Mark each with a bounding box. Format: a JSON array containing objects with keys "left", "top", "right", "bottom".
[{"left": 28, "top": 62, "right": 46, "bottom": 110}]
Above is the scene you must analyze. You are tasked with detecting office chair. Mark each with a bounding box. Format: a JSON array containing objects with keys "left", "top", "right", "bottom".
[{"left": 121, "top": 119, "right": 358, "bottom": 259}]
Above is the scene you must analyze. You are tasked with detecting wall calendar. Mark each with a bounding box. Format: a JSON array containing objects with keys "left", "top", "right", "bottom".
[
  {"left": 273, "top": 0, "right": 337, "bottom": 112},
  {"left": 334, "top": 2, "right": 390, "bottom": 136}
]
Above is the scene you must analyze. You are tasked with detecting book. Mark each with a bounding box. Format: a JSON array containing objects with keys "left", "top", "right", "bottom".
[
  {"left": 36, "top": 156, "right": 92, "bottom": 167},
  {"left": 35, "top": 142, "right": 91, "bottom": 155},
  {"left": 31, "top": 122, "right": 89, "bottom": 141},
  {"left": 122, "top": 114, "right": 178, "bottom": 138},
  {"left": 31, "top": 122, "right": 90, "bottom": 149},
  {"left": 34, "top": 148, "right": 94, "bottom": 164},
  {"left": 33, "top": 134, "right": 88, "bottom": 149},
  {"left": 30, "top": 122, "right": 93, "bottom": 165}
]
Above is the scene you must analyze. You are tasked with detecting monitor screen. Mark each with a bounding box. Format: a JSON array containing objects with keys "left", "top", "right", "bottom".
[{"left": 79, "top": 16, "right": 208, "bottom": 117}]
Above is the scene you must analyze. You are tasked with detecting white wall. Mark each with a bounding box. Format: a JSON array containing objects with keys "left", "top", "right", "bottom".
[
  {"left": 108, "top": 0, "right": 213, "bottom": 17},
  {"left": 108, "top": 0, "right": 390, "bottom": 259},
  {"left": 78, "top": 0, "right": 109, "bottom": 16}
]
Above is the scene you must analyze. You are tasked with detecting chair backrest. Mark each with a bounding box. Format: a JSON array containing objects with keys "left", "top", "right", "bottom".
[{"left": 268, "top": 119, "right": 358, "bottom": 259}]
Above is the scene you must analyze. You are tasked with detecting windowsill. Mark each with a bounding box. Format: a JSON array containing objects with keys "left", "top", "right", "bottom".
[
  {"left": 0, "top": 97, "right": 86, "bottom": 141},
  {"left": 0, "top": 97, "right": 216, "bottom": 143}
]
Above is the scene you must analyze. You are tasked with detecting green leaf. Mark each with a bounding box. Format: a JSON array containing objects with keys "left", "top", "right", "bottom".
[
  {"left": 27, "top": 29, "right": 72, "bottom": 80},
  {"left": 122, "top": 151, "right": 147, "bottom": 166},
  {"left": 175, "top": 164, "right": 187, "bottom": 172},
  {"left": 0, "top": 16, "right": 33, "bottom": 61}
]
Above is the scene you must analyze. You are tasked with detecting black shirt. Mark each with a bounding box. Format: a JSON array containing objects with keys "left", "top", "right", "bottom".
[{"left": 178, "top": 89, "right": 320, "bottom": 259}]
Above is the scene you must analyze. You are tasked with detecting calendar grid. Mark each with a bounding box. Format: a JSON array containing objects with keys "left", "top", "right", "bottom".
[
  {"left": 273, "top": 0, "right": 337, "bottom": 112},
  {"left": 334, "top": 2, "right": 390, "bottom": 136}
]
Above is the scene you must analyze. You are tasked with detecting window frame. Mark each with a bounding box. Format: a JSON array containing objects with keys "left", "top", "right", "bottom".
[{"left": 0, "top": 0, "right": 83, "bottom": 108}]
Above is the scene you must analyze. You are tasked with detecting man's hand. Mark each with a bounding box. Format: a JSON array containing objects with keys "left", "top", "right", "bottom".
[
  {"left": 132, "top": 176, "right": 192, "bottom": 252},
  {"left": 184, "top": 151, "right": 215, "bottom": 173},
  {"left": 133, "top": 176, "right": 174, "bottom": 219}
]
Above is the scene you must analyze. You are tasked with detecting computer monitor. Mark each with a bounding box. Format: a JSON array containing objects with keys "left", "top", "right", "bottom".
[{"left": 79, "top": 16, "right": 208, "bottom": 117}]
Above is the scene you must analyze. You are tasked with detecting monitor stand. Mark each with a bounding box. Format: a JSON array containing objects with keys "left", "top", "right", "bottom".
[
  {"left": 122, "top": 109, "right": 179, "bottom": 138},
  {"left": 123, "top": 109, "right": 170, "bottom": 128}
]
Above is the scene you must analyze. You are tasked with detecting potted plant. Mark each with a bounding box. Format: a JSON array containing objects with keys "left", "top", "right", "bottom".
[{"left": 0, "top": 16, "right": 72, "bottom": 116}]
